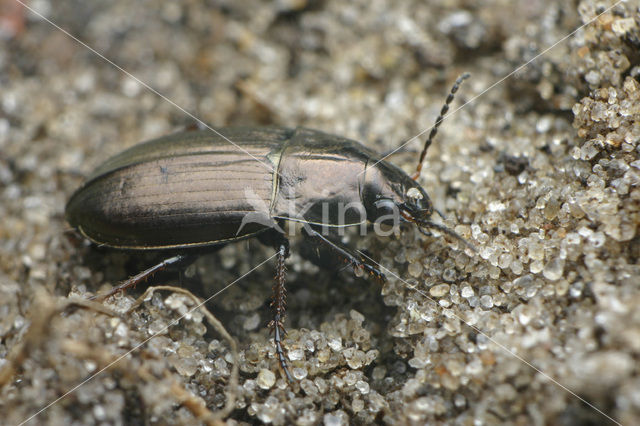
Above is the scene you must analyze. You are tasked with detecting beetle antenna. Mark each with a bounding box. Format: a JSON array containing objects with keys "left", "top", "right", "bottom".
[
  {"left": 413, "top": 73, "right": 470, "bottom": 180},
  {"left": 417, "top": 220, "right": 476, "bottom": 252}
]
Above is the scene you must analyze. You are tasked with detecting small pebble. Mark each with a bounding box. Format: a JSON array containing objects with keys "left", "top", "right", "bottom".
[{"left": 257, "top": 369, "right": 276, "bottom": 389}]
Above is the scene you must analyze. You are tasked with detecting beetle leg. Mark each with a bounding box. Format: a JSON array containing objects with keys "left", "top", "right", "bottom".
[
  {"left": 267, "top": 238, "right": 294, "bottom": 382},
  {"left": 91, "top": 254, "right": 196, "bottom": 302},
  {"left": 303, "top": 227, "right": 386, "bottom": 283}
]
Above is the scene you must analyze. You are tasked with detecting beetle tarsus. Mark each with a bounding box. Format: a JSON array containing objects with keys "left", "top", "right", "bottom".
[
  {"left": 269, "top": 315, "right": 293, "bottom": 383},
  {"left": 269, "top": 239, "right": 294, "bottom": 382}
]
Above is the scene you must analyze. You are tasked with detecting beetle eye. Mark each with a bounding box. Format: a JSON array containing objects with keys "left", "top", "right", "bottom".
[{"left": 406, "top": 187, "right": 423, "bottom": 202}]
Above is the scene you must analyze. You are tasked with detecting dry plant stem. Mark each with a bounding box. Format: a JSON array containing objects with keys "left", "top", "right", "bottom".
[
  {"left": 167, "top": 372, "right": 226, "bottom": 426},
  {"left": 65, "top": 296, "right": 125, "bottom": 317},
  {"left": 127, "top": 285, "right": 239, "bottom": 420},
  {"left": 0, "top": 290, "right": 119, "bottom": 387},
  {"left": 63, "top": 339, "right": 225, "bottom": 426}
]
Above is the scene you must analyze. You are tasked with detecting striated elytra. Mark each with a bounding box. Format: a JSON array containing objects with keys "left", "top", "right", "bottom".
[
  {"left": 66, "top": 126, "right": 424, "bottom": 249},
  {"left": 66, "top": 74, "right": 472, "bottom": 383}
]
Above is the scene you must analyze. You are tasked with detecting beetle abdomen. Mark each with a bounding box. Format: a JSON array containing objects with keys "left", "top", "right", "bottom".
[{"left": 66, "top": 128, "right": 291, "bottom": 249}]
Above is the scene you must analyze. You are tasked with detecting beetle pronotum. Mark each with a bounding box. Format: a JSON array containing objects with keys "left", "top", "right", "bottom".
[{"left": 66, "top": 74, "right": 471, "bottom": 382}]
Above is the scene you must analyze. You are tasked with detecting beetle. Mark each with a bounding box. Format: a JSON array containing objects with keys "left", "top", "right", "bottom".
[{"left": 66, "top": 74, "right": 472, "bottom": 382}]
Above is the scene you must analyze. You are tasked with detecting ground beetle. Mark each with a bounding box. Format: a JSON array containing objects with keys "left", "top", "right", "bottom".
[{"left": 66, "top": 74, "right": 471, "bottom": 382}]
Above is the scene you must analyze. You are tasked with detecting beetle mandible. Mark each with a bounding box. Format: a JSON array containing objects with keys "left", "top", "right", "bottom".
[{"left": 66, "top": 74, "right": 472, "bottom": 382}]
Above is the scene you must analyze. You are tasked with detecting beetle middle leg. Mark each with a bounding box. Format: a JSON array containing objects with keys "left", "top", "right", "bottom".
[
  {"left": 272, "top": 238, "right": 293, "bottom": 382},
  {"left": 91, "top": 254, "right": 197, "bottom": 302},
  {"left": 258, "top": 230, "right": 294, "bottom": 382},
  {"left": 302, "top": 226, "right": 386, "bottom": 282}
]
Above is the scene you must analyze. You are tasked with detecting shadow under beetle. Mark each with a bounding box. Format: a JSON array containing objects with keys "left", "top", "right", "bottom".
[{"left": 66, "top": 74, "right": 472, "bottom": 382}]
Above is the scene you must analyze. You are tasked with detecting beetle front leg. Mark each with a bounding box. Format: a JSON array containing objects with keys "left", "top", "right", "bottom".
[
  {"left": 268, "top": 238, "right": 294, "bottom": 383},
  {"left": 302, "top": 227, "right": 386, "bottom": 283}
]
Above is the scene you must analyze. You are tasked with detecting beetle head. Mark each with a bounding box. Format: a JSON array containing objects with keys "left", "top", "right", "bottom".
[
  {"left": 363, "top": 160, "right": 433, "bottom": 225},
  {"left": 359, "top": 73, "right": 474, "bottom": 249},
  {"left": 363, "top": 160, "right": 474, "bottom": 251}
]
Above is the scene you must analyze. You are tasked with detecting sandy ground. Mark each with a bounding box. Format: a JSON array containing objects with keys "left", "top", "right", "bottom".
[{"left": 1, "top": 0, "right": 639, "bottom": 424}]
